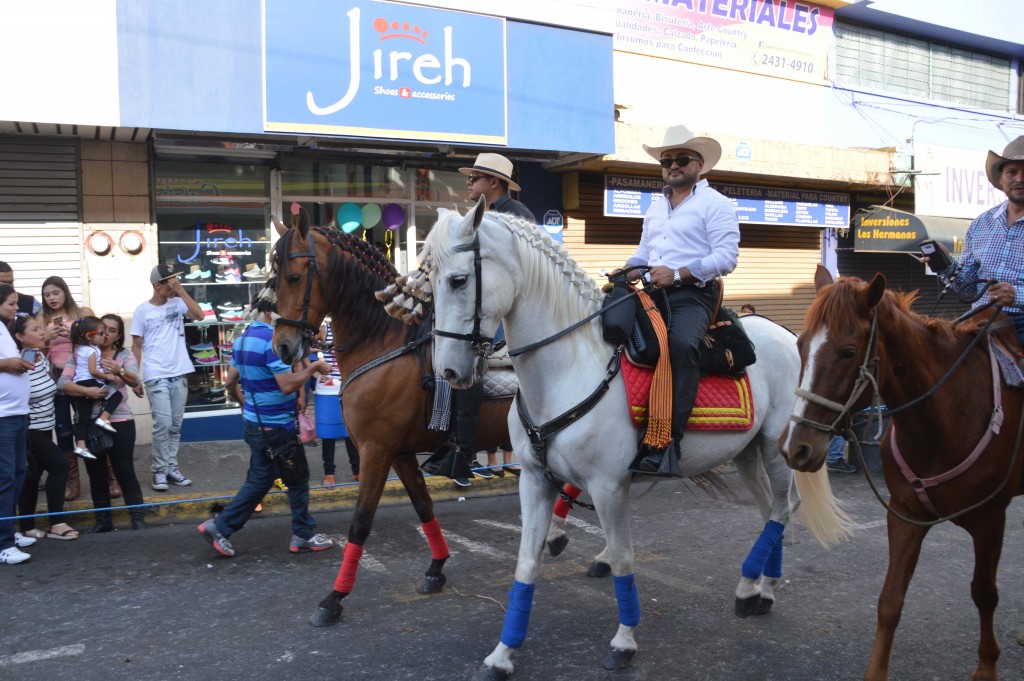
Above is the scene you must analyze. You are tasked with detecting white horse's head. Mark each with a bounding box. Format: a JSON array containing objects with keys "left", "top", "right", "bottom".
[{"left": 428, "top": 196, "right": 515, "bottom": 389}]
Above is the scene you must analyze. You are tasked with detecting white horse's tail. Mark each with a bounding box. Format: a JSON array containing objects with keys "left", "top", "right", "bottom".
[{"left": 794, "top": 468, "right": 857, "bottom": 548}]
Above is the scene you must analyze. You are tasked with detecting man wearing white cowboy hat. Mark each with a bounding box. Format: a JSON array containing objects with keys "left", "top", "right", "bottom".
[
  {"left": 928, "top": 136, "right": 1024, "bottom": 343},
  {"left": 619, "top": 124, "right": 740, "bottom": 476},
  {"left": 422, "top": 153, "right": 535, "bottom": 488},
  {"left": 460, "top": 152, "right": 536, "bottom": 223}
]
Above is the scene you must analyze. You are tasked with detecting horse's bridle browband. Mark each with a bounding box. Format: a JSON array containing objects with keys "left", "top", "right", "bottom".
[
  {"left": 432, "top": 234, "right": 495, "bottom": 356},
  {"left": 274, "top": 232, "right": 327, "bottom": 349}
]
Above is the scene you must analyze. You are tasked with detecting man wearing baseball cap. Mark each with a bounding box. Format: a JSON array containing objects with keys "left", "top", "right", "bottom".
[
  {"left": 929, "top": 136, "right": 1024, "bottom": 344},
  {"left": 618, "top": 124, "right": 740, "bottom": 477},
  {"left": 130, "top": 264, "right": 205, "bottom": 490}
]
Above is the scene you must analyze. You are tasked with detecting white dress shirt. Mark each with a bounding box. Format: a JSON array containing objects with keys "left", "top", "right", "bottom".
[{"left": 626, "top": 179, "right": 740, "bottom": 286}]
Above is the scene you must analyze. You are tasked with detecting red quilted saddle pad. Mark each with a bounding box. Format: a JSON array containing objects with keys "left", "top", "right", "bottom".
[{"left": 621, "top": 356, "right": 754, "bottom": 431}]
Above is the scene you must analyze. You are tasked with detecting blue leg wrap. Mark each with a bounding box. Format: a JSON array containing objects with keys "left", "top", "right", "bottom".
[
  {"left": 613, "top": 574, "right": 641, "bottom": 627},
  {"left": 499, "top": 580, "right": 536, "bottom": 649},
  {"left": 764, "top": 535, "right": 784, "bottom": 579},
  {"left": 742, "top": 520, "right": 785, "bottom": 580}
]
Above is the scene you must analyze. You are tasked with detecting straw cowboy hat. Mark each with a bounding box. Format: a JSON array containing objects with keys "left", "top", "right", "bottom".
[
  {"left": 643, "top": 124, "right": 722, "bottom": 173},
  {"left": 985, "top": 136, "right": 1024, "bottom": 188},
  {"left": 459, "top": 152, "right": 521, "bottom": 192}
]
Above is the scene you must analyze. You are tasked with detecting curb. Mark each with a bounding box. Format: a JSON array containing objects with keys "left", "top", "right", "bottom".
[{"left": 58, "top": 473, "right": 522, "bottom": 527}]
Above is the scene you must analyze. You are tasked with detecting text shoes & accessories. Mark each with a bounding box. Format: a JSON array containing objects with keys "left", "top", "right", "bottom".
[
  {"left": 167, "top": 470, "right": 192, "bottom": 486},
  {"left": 0, "top": 546, "right": 31, "bottom": 565},
  {"left": 94, "top": 417, "right": 117, "bottom": 433},
  {"left": 14, "top": 532, "right": 37, "bottom": 548},
  {"left": 289, "top": 533, "right": 333, "bottom": 553},
  {"left": 198, "top": 519, "right": 235, "bottom": 557},
  {"left": 152, "top": 472, "right": 169, "bottom": 491},
  {"left": 73, "top": 446, "right": 96, "bottom": 461}
]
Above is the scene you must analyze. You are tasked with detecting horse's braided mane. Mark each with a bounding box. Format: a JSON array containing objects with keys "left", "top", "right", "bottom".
[
  {"left": 806, "top": 276, "right": 960, "bottom": 345},
  {"left": 273, "top": 226, "right": 415, "bottom": 349}
]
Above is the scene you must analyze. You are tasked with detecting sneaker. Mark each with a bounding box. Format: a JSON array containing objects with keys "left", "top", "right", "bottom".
[
  {"left": 474, "top": 468, "right": 493, "bottom": 480},
  {"left": 827, "top": 460, "right": 859, "bottom": 474},
  {"left": 195, "top": 355, "right": 221, "bottom": 365},
  {"left": 216, "top": 303, "right": 243, "bottom": 311},
  {"left": 453, "top": 477, "right": 472, "bottom": 488},
  {"left": 220, "top": 312, "right": 244, "bottom": 322},
  {"left": 322, "top": 474, "right": 336, "bottom": 486},
  {"left": 14, "top": 532, "right": 37, "bottom": 548},
  {"left": 198, "top": 519, "right": 235, "bottom": 557},
  {"left": 190, "top": 342, "right": 214, "bottom": 351},
  {"left": 192, "top": 349, "right": 217, "bottom": 358},
  {"left": 185, "top": 269, "right": 212, "bottom": 280},
  {"left": 94, "top": 417, "right": 117, "bottom": 433},
  {"left": 289, "top": 533, "right": 333, "bottom": 553},
  {"left": 0, "top": 546, "right": 31, "bottom": 564},
  {"left": 73, "top": 447, "right": 96, "bottom": 461},
  {"left": 242, "top": 268, "right": 267, "bottom": 280},
  {"left": 167, "top": 470, "right": 192, "bottom": 486},
  {"left": 210, "top": 256, "right": 233, "bottom": 266},
  {"left": 152, "top": 472, "right": 169, "bottom": 491},
  {"left": 273, "top": 478, "right": 288, "bottom": 491}
]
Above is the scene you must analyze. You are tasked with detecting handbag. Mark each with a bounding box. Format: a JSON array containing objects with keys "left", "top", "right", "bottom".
[
  {"left": 699, "top": 306, "right": 757, "bottom": 377},
  {"left": 298, "top": 412, "right": 317, "bottom": 444},
  {"left": 87, "top": 425, "right": 114, "bottom": 454}
]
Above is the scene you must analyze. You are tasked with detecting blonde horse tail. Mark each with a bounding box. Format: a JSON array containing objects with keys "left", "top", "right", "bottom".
[{"left": 794, "top": 468, "right": 857, "bottom": 548}]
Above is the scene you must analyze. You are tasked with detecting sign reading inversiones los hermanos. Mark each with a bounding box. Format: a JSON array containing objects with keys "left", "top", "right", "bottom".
[
  {"left": 604, "top": 175, "right": 850, "bottom": 228},
  {"left": 614, "top": 0, "right": 834, "bottom": 85},
  {"left": 264, "top": 0, "right": 507, "bottom": 144}
]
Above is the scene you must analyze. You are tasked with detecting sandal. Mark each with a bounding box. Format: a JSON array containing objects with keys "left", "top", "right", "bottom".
[
  {"left": 24, "top": 528, "right": 47, "bottom": 540},
  {"left": 46, "top": 524, "right": 79, "bottom": 541}
]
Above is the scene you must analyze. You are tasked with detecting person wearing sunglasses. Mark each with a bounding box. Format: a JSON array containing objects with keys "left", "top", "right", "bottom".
[{"left": 618, "top": 125, "right": 740, "bottom": 477}]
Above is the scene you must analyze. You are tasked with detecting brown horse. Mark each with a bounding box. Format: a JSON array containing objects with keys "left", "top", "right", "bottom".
[
  {"left": 269, "top": 213, "right": 513, "bottom": 626},
  {"left": 779, "top": 266, "right": 1024, "bottom": 681}
]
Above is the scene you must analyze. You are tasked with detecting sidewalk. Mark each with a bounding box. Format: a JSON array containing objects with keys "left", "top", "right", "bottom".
[{"left": 56, "top": 439, "right": 521, "bottom": 527}]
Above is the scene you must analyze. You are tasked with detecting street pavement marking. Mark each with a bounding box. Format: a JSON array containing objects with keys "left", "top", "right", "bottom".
[
  {"left": 0, "top": 644, "right": 85, "bottom": 666},
  {"left": 473, "top": 519, "right": 522, "bottom": 532},
  {"left": 564, "top": 515, "right": 606, "bottom": 537},
  {"left": 424, "top": 528, "right": 512, "bottom": 560},
  {"left": 858, "top": 519, "right": 887, "bottom": 530},
  {"left": 333, "top": 537, "right": 388, "bottom": 573}
]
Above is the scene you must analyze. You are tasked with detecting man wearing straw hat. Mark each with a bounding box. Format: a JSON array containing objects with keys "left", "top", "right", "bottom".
[
  {"left": 928, "top": 136, "right": 1024, "bottom": 343},
  {"left": 619, "top": 125, "right": 740, "bottom": 477},
  {"left": 461, "top": 152, "right": 536, "bottom": 223}
]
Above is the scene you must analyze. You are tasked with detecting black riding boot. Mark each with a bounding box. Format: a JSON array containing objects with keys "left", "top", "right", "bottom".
[
  {"left": 130, "top": 508, "right": 147, "bottom": 530},
  {"left": 89, "top": 510, "right": 114, "bottom": 533},
  {"left": 419, "top": 382, "right": 483, "bottom": 480}
]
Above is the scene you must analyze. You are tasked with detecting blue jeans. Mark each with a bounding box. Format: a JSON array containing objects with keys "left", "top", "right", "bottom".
[
  {"left": 146, "top": 375, "right": 188, "bottom": 474},
  {"left": 0, "top": 414, "right": 29, "bottom": 551},
  {"left": 214, "top": 422, "right": 316, "bottom": 540},
  {"left": 826, "top": 434, "right": 846, "bottom": 464}
]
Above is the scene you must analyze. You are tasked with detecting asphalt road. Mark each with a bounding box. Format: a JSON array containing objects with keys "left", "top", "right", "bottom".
[{"left": 2, "top": 472, "right": 1022, "bottom": 681}]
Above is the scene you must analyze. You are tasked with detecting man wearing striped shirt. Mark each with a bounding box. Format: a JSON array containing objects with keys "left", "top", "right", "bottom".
[
  {"left": 936, "top": 137, "right": 1024, "bottom": 343},
  {"left": 197, "top": 307, "right": 333, "bottom": 557}
]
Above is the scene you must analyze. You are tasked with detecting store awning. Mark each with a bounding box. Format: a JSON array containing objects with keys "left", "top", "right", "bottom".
[{"left": 853, "top": 206, "right": 971, "bottom": 253}]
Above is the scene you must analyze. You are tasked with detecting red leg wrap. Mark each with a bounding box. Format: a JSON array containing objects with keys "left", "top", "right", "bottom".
[
  {"left": 333, "top": 542, "right": 363, "bottom": 593},
  {"left": 422, "top": 517, "right": 450, "bottom": 560},
  {"left": 553, "top": 484, "right": 582, "bottom": 519}
]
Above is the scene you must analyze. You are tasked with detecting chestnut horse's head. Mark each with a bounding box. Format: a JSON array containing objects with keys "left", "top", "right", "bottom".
[
  {"left": 270, "top": 209, "right": 329, "bottom": 364},
  {"left": 779, "top": 266, "right": 887, "bottom": 471}
]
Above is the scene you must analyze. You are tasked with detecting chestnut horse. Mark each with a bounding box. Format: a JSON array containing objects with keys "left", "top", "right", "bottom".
[
  {"left": 780, "top": 266, "right": 1024, "bottom": 681},
  {"left": 269, "top": 214, "right": 513, "bottom": 626}
]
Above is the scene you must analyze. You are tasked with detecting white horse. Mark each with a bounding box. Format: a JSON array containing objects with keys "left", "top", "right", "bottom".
[{"left": 424, "top": 198, "right": 831, "bottom": 679}]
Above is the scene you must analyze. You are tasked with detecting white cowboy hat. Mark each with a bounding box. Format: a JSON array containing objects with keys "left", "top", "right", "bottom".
[
  {"left": 459, "top": 152, "right": 521, "bottom": 192},
  {"left": 643, "top": 124, "right": 722, "bottom": 173},
  {"left": 985, "top": 136, "right": 1024, "bottom": 189}
]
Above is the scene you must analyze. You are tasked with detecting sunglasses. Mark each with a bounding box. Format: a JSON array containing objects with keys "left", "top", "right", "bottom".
[
  {"left": 659, "top": 155, "right": 701, "bottom": 169},
  {"left": 467, "top": 175, "right": 489, "bottom": 183}
]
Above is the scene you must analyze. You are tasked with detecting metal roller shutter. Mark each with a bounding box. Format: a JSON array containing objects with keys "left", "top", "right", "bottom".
[{"left": 0, "top": 135, "right": 84, "bottom": 302}]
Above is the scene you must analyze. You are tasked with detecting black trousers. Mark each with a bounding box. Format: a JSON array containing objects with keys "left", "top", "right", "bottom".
[
  {"left": 658, "top": 282, "right": 719, "bottom": 440},
  {"left": 18, "top": 428, "right": 70, "bottom": 531},
  {"left": 83, "top": 420, "right": 145, "bottom": 519},
  {"left": 454, "top": 381, "right": 484, "bottom": 452},
  {"left": 321, "top": 438, "right": 360, "bottom": 475}
]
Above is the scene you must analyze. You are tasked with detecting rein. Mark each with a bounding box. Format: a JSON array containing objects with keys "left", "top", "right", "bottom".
[
  {"left": 339, "top": 331, "right": 433, "bottom": 396},
  {"left": 516, "top": 347, "right": 623, "bottom": 488},
  {"left": 274, "top": 231, "right": 328, "bottom": 351}
]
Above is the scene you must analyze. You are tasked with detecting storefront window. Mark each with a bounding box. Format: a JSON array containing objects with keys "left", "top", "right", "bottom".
[{"left": 155, "top": 161, "right": 271, "bottom": 412}]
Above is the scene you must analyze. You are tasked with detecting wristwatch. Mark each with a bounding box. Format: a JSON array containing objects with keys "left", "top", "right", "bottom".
[
  {"left": 119, "top": 367, "right": 127, "bottom": 377},
  {"left": 672, "top": 268, "right": 682, "bottom": 287}
]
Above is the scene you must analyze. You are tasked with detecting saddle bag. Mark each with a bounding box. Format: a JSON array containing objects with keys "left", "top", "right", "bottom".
[
  {"left": 602, "top": 282, "right": 660, "bottom": 368},
  {"left": 699, "top": 306, "right": 756, "bottom": 377}
]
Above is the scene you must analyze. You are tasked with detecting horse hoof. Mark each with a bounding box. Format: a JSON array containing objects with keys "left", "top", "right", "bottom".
[
  {"left": 586, "top": 561, "right": 611, "bottom": 578},
  {"left": 547, "top": 534, "right": 569, "bottom": 557},
  {"left": 601, "top": 647, "right": 636, "bottom": 670},
  {"left": 754, "top": 596, "right": 775, "bottom": 616},
  {"left": 417, "top": 574, "right": 447, "bottom": 594},
  {"left": 734, "top": 594, "right": 763, "bottom": 618},
  {"left": 309, "top": 605, "right": 342, "bottom": 627},
  {"left": 472, "top": 664, "right": 512, "bottom": 681}
]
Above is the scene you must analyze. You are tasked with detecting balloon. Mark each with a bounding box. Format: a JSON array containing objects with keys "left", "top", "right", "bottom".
[
  {"left": 361, "top": 203, "right": 382, "bottom": 229},
  {"left": 382, "top": 203, "right": 405, "bottom": 231},
  {"left": 337, "top": 203, "right": 363, "bottom": 233},
  {"left": 290, "top": 201, "right": 301, "bottom": 216}
]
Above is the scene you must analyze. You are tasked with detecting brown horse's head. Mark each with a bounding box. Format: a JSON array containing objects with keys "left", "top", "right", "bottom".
[
  {"left": 270, "top": 209, "right": 329, "bottom": 364},
  {"left": 779, "top": 266, "right": 887, "bottom": 471}
]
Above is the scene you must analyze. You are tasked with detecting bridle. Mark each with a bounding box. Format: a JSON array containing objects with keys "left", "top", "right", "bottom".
[
  {"left": 273, "top": 231, "right": 327, "bottom": 351},
  {"left": 432, "top": 233, "right": 495, "bottom": 357}
]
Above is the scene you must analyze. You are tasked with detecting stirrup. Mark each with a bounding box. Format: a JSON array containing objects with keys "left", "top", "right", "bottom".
[
  {"left": 420, "top": 442, "right": 474, "bottom": 480},
  {"left": 627, "top": 440, "right": 684, "bottom": 478}
]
